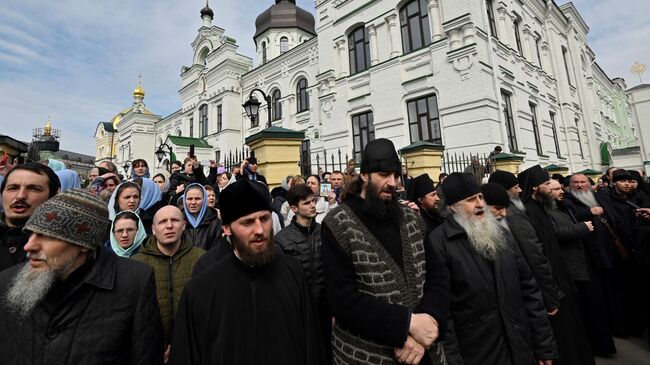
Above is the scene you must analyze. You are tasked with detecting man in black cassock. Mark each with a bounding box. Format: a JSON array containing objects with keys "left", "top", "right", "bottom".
[
  {"left": 169, "top": 179, "right": 326, "bottom": 365},
  {"left": 518, "top": 165, "right": 595, "bottom": 365}
]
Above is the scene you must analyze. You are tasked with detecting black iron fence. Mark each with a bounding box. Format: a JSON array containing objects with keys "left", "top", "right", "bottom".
[
  {"left": 308, "top": 148, "right": 351, "bottom": 175},
  {"left": 441, "top": 151, "right": 496, "bottom": 175},
  {"left": 222, "top": 146, "right": 252, "bottom": 172}
]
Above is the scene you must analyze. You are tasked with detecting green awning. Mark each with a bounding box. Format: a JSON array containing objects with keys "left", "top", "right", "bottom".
[
  {"left": 167, "top": 135, "right": 212, "bottom": 148},
  {"left": 600, "top": 142, "right": 611, "bottom": 166}
]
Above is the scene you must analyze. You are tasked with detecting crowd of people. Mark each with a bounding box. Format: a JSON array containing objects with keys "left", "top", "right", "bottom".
[{"left": 0, "top": 140, "right": 648, "bottom": 365}]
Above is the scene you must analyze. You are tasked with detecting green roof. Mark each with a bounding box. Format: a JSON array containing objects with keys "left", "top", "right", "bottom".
[
  {"left": 600, "top": 142, "right": 611, "bottom": 165},
  {"left": 399, "top": 141, "right": 445, "bottom": 153},
  {"left": 492, "top": 152, "right": 524, "bottom": 161},
  {"left": 245, "top": 126, "right": 304, "bottom": 144},
  {"left": 167, "top": 135, "right": 212, "bottom": 148},
  {"left": 101, "top": 122, "right": 116, "bottom": 133},
  {"left": 577, "top": 169, "right": 602, "bottom": 175},
  {"left": 544, "top": 164, "right": 568, "bottom": 171}
]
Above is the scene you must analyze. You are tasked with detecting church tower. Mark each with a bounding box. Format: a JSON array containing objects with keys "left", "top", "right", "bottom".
[{"left": 254, "top": 0, "right": 316, "bottom": 65}]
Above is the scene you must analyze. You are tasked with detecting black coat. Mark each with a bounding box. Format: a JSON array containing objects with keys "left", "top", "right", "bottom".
[
  {"left": 506, "top": 205, "right": 563, "bottom": 310},
  {"left": 430, "top": 217, "right": 557, "bottom": 365},
  {"left": 546, "top": 205, "right": 591, "bottom": 282},
  {"left": 182, "top": 208, "right": 223, "bottom": 251},
  {"left": 0, "top": 214, "right": 28, "bottom": 271},
  {"left": 0, "top": 249, "right": 164, "bottom": 365}
]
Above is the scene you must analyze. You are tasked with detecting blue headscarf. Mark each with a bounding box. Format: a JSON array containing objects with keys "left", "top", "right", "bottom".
[
  {"left": 139, "top": 178, "right": 162, "bottom": 211},
  {"left": 47, "top": 159, "right": 66, "bottom": 172},
  {"left": 183, "top": 183, "right": 208, "bottom": 228},
  {"left": 109, "top": 211, "right": 147, "bottom": 258},
  {"left": 55, "top": 169, "right": 81, "bottom": 192}
]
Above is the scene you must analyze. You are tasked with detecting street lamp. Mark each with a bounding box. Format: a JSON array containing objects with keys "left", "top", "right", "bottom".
[
  {"left": 122, "top": 160, "right": 132, "bottom": 179},
  {"left": 242, "top": 88, "right": 272, "bottom": 128},
  {"left": 155, "top": 142, "right": 173, "bottom": 173}
]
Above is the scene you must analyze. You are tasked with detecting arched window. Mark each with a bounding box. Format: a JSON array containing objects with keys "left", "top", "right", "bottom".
[
  {"left": 261, "top": 41, "right": 267, "bottom": 64},
  {"left": 399, "top": 0, "right": 431, "bottom": 54},
  {"left": 198, "top": 47, "right": 209, "bottom": 66},
  {"left": 280, "top": 37, "right": 289, "bottom": 54},
  {"left": 271, "top": 89, "right": 282, "bottom": 120},
  {"left": 296, "top": 78, "right": 309, "bottom": 113},
  {"left": 348, "top": 26, "right": 370, "bottom": 75}
]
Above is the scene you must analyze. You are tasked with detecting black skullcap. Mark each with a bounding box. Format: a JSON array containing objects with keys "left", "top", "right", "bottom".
[
  {"left": 247, "top": 156, "right": 258, "bottom": 165},
  {"left": 219, "top": 179, "right": 272, "bottom": 224},
  {"left": 612, "top": 169, "right": 633, "bottom": 183},
  {"left": 627, "top": 170, "right": 642, "bottom": 184},
  {"left": 551, "top": 173, "right": 565, "bottom": 185},
  {"left": 360, "top": 138, "right": 401, "bottom": 175},
  {"left": 481, "top": 183, "right": 510, "bottom": 208},
  {"left": 408, "top": 173, "right": 435, "bottom": 202},
  {"left": 488, "top": 170, "right": 518, "bottom": 190},
  {"left": 442, "top": 173, "right": 481, "bottom": 205},
  {"left": 518, "top": 165, "right": 549, "bottom": 202}
]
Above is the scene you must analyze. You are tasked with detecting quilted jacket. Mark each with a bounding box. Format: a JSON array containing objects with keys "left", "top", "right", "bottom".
[
  {"left": 132, "top": 236, "right": 204, "bottom": 342},
  {"left": 0, "top": 248, "right": 164, "bottom": 365}
]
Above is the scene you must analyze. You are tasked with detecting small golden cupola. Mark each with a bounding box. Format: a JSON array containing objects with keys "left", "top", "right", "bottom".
[{"left": 133, "top": 75, "right": 145, "bottom": 99}]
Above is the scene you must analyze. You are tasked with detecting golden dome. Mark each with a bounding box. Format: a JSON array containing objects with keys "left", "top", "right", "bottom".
[
  {"left": 133, "top": 84, "right": 145, "bottom": 98},
  {"left": 44, "top": 117, "right": 52, "bottom": 135}
]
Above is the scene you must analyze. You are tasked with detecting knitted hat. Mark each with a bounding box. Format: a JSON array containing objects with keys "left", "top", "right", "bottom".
[
  {"left": 611, "top": 169, "right": 632, "bottom": 183},
  {"left": 481, "top": 183, "right": 510, "bottom": 208},
  {"left": 360, "top": 138, "right": 401, "bottom": 175},
  {"left": 219, "top": 179, "right": 272, "bottom": 224},
  {"left": 627, "top": 170, "right": 642, "bottom": 184},
  {"left": 518, "top": 165, "right": 549, "bottom": 202},
  {"left": 488, "top": 170, "right": 518, "bottom": 190},
  {"left": 408, "top": 173, "right": 435, "bottom": 202},
  {"left": 24, "top": 189, "right": 109, "bottom": 250},
  {"left": 442, "top": 173, "right": 481, "bottom": 205}
]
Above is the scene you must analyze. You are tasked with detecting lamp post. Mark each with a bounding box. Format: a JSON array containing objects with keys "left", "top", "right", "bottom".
[
  {"left": 242, "top": 88, "right": 273, "bottom": 129},
  {"left": 122, "top": 160, "right": 132, "bottom": 179},
  {"left": 155, "top": 142, "right": 173, "bottom": 173}
]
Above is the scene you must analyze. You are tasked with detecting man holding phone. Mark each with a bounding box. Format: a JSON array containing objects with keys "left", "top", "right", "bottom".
[{"left": 238, "top": 156, "right": 267, "bottom": 185}]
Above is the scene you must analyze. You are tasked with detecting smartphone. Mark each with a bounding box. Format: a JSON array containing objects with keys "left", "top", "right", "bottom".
[
  {"left": 189, "top": 144, "right": 195, "bottom": 158},
  {"left": 320, "top": 183, "right": 332, "bottom": 197},
  {"left": 0, "top": 152, "right": 8, "bottom": 165}
]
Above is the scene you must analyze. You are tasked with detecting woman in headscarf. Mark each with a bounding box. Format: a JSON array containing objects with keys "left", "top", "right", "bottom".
[
  {"left": 153, "top": 173, "right": 173, "bottom": 205},
  {"left": 55, "top": 169, "right": 81, "bottom": 192},
  {"left": 181, "top": 183, "right": 222, "bottom": 251},
  {"left": 131, "top": 159, "right": 151, "bottom": 179},
  {"left": 106, "top": 211, "right": 147, "bottom": 258},
  {"left": 46, "top": 159, "right": 67, "bottom": 172},
  {"left": 108, "top": 181, "right": 155, "bottom": 235}
]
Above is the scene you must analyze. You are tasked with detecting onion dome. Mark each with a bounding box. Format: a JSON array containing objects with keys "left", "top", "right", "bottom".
[
  {"left": 200, "top": 0, "right": 214, "bottom": 19},
  {"left": 254, "top": 0, "right": 315, "bottom": 39}
]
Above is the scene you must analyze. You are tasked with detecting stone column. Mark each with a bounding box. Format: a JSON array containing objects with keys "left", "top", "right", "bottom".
[
  {"left": 335, "top": 39, "right": 348, "bottom": 77},
  {"left": 428, "top": 0, "right": 443, "bottom": 41},
  {"left": 496, "top": 5, "right": 510, "bottom": 46},
  {"left": 367, "top": 24, "right": 379, "bottom": 66},
  {"left": 245, "top": 126, "right": 305, "bottom": 190},
  {"left": 385, "top": 13, "right": 401, "bottom": 57},
  {"left": 521, "top": 26, "right": 532, "bottom": 60},
  {"left": 400, "top": 142, "right": 445, "bottom": 180}
]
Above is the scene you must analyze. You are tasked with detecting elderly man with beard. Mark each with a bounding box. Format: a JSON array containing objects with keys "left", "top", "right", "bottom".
[
  {"left": 562, "top": 173, "right": 628, "bottom": 337},
  {"left": 1, "top": 163, "right": 60, "bottom": 271},
  {"left": 321, "top": 138, "right": 448, "bottom": 365},
  {"left": 408, "top": 173, "right": 444, "bottom": 236},
  {"left": 489, "top": 170, "right": 564, "bottom": 318},
  {"left": 0, "top": 189, "right": 163, "bottom": 364},
  {"left": 518, "top": 165, "right": 595, "bottom": 365},
  {"left": 169, "top": 179, "right": 326, "bottom": 365},
  {"left": 432, "top": 173, "right": 557, "bottom": 365}
]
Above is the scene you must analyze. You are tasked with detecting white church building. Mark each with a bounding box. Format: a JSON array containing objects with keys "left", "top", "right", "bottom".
[{"left": 95, "top": 0, "right": 639, "bottom": 179}]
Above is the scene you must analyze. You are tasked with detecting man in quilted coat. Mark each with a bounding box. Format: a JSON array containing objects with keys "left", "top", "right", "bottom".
[{"left": 0, "top": 189, "right": 163, "bottom": 364}]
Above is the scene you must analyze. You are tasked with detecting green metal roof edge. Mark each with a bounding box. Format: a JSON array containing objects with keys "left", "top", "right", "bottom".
[
  {"left": 167, "top": 135, "right": 212, "bottom": 148},
  {"left": 544, "top": 164, "right": 568, "bottom": 171},
  {"left": 577, "top": 168, "right": 602, "bottom": 175},
  {"left": 245, "top": 126, "right": 305, "bottom": 144},
  {"left": 399, "top": 141, "right": 445, "bottom": 153},
  {"left": 492, "top": 152, "right": 524, "bottom": 161}
]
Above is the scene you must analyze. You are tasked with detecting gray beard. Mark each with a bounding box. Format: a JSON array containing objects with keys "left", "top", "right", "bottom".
[
  {"left": 453, "top": 209, "right": 506, "bottom": 260},
  {"left": 510, "top": 197, "right": 525, "bottom": 212},
  {"left": 572, "top": 189, "right": 598, "bottom": 208},
  {"left": 5, "top": 253, "right": 78, "bottom": 319}
]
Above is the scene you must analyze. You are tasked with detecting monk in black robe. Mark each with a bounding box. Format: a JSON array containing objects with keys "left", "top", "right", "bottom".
[{"left": 169, "top": 179, "right": 326, "bottom": 365}]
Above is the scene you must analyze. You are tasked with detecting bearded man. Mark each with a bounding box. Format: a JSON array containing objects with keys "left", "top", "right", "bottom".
[
  {"left": 408, "top": 173, "right": 444, "bottom": 235},
  {"left": 432, "top": 173, "right": 557, "bottom": 365},
  {"left": 0, "top": 189, "right": 163, "bottom": 364},
  {"left": 518, "top": 165, "right": 595, "bottom": 365},
  {"left": 322, "top": 138, "right": 448, "bottom": 365},
  {"left": 169, "top": 179, "right": 326, "bottom": 365},
  {"left": 562, "top": 173, "right": 628, "bottom": 336}
]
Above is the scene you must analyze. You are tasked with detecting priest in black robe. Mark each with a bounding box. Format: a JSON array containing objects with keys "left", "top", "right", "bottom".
[{"left": 169, "top": 179, "right": 326, "bottom": 365}]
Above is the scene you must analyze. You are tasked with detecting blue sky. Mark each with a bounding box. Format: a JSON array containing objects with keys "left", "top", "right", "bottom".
[{"left": 0, "top": 0, "right": 647, "bottom": 156}]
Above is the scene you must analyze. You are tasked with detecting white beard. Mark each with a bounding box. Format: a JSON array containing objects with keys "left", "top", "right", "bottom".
[
  {"left": 572, "top": 189, "right": 599, "bottom": 208},
  {"left": 510, "top": 197, "right": 525, "bottom": 212},
  {"left": 454, "top": 209, "right": 506, "bottom": 260}
]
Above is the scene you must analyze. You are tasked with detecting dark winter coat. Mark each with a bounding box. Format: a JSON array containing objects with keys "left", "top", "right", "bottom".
[
  {"left": 506, "top": 204, "right": 563, "bottom": 310},
  {"left": 430, "top": 217, "right": 558, "bottom": 365},
  {"left": 546, "top": 205, "right": 591, "bottom": 282},
  {"left": 0, "top": 214, "right": 28, "bottom": 271},
  {"left": 0, "top": 249, "right": 164, "bottom": 365},
  {"left": 182, "top": 207, "right": 222, "bottom": 250},
  {"left": 275, "top": 219, "right": 325, "bottom": 307},
  {"left": 132, "top": 236, "right": 204, "bottom": 342}
]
